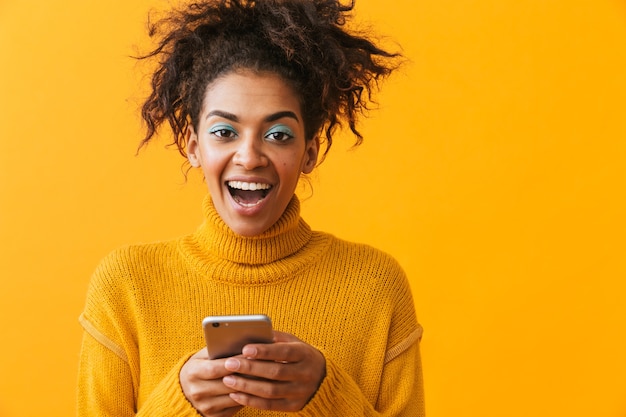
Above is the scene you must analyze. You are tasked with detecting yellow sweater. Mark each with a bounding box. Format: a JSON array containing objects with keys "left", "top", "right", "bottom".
[{"left": 77, "top": 195, "right": 424, "bottom": 416}]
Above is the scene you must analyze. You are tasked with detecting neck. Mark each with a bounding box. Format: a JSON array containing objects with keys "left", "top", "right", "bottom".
[{"left": 182, "top": 194, "right": 312, "bottom": 265}]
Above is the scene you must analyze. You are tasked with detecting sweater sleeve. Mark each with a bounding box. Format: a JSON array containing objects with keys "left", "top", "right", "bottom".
[
  {"left": 299, "top": 327, "right": 425, "bottom": 417},
  {"left": 77, "top": 317, "right": 201, "bottom": 417},
  {"left": 77, "top": 330, "right": 136, "bottom": 416},
  {"left": 77, "top": 249, "right": 202, "bottom": 417},
  {"left": 298, "top": 243, "right": 425, "bottom": 417},
  {"left": 135, "top": 354, "right": 202, "bottom": 417}
]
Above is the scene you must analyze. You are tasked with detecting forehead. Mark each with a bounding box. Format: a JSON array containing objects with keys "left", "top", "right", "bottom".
[{"left": 201, "top": 70, "right": 302, "bottom": 117}]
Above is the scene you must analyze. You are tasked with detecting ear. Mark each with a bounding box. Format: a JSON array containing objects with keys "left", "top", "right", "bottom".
[
  {"left": 301, "top": 137, "right": 320, "bottom": 174},
  {"left": 186, "top": 125, "right": 201, "bottom": 168}
]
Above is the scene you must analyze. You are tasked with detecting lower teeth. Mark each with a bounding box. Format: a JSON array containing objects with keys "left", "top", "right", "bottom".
[{"left": 233, "top": 196, "right": 263, "bottom": 207}]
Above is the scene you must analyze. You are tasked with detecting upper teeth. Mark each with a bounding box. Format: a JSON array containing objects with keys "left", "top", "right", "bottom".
[{"left": 227, "top": 181, "right": 271, "bottom": 191}]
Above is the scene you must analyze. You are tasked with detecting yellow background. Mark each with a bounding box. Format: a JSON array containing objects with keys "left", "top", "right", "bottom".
[{"left": 1, "top": 0, "right": 625, "bottom": 416}]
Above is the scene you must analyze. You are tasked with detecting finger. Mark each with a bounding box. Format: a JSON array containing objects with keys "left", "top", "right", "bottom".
[
  {"left": 182, "top": 378, "right": 239, "bottom": 403},
  {"left": 225, "top": 357, "right": 297, "bottom": 382},
  {"left": 242, "top": 341, "right": 306, "bottom": 363},
  {"left": 223, "top": 373, "right": 302, "bottom": 399},
  {"left": 188, "top": 357, "right": 237, "bottom": 381},
  {"left": 223, "top": 357, "right": 324, "bottom": 412},
  {"left": 182, "top": 383, "right": 243, "bottom": 417},
  {"left": 184, "top": 348, "right": 226, "bottom": 379}
]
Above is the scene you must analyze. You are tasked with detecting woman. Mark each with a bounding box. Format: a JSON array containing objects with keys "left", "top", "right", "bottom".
[{"left": 77, "top": 1, "right": 424, "bottom": 416}]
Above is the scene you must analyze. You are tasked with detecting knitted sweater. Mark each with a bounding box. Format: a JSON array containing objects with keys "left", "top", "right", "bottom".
[{"left": 77, "top": 195, "right": 424, "bottom": 416}]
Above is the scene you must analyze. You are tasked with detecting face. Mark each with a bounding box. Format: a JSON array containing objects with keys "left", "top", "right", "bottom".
[{"left": 187, "top": 70, "right": 319, "bottom": 237}]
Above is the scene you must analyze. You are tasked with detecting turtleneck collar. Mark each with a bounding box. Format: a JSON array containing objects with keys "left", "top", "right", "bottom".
[{"left": 182, "top": 194, "right": 313, "bottom": 265}]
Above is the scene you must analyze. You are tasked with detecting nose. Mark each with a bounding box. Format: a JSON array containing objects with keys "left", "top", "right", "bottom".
[{"left": 232, "top": 135, "right": 269, "bottom": 170}]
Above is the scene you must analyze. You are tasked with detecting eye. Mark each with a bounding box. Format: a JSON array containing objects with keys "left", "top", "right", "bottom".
[
  {"left": 265, "top": 125, "right": 295, "bottom": 142},
  {"left": 266, "top": 131, "right": 292, "bottom": 141},
  {"left": 208, "top": 123, "right": 238, "bottom": 139}
]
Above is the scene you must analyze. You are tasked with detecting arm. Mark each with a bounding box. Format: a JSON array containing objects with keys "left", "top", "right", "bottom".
[
  {"left": 300, "top": 330, "right": 424, "bottom": 417},
  {"left": 77, "top": 332, "right": 136, "bottom": 417},
  {"left": 77, "top": 327, "right": 203, "bottom": 417}
]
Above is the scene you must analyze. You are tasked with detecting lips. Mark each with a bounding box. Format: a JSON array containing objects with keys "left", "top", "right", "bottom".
[{"left": 227, "top": 180, "right": 272, "bottom": 207}]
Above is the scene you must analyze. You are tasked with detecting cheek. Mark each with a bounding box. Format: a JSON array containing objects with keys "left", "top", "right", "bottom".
[
  {"left": 200, "top": 145, "right": 227, "bottom": 165},
  {"left": 198, "top": 150, "right": 224, "bottom": 179},
  {"left": 281, "top": 156, "right": 304, "bottom": 174}
]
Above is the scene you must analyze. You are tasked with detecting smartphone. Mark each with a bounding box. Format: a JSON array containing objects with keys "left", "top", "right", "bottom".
[{"left": 202, "top": 314, "right": 273, "bottom": 360}]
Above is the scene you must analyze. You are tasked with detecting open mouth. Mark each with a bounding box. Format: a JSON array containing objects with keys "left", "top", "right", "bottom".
[{"left": 227, "top": 181, "right": 272, "bottom": 207}]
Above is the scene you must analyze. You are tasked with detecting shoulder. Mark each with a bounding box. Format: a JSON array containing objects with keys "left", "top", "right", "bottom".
[
  {"left": 92, "top": 239, "right": 180, "bottom": 277},
  {"left": 313, "top": 232, "right": 420, "bottom": 342},
  {"left": 86, "top": 239, "right": 182, "bottom": 300},
  {"left": 312, "top": 232, "right": 411, "bottom": 295},
  {"left": 82, "top": 239, "right": 183, "bottom": 326},
  {"left": 318, "top": 232, "right": 407, "bottom": 275}
]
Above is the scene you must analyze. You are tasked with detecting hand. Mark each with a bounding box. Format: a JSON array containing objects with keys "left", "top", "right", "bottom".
[
  {"left": 179, "top": 348, "right": 243, "bottom": 417},
  {"left": 221, "top": 331, "right": 327, "bottom": 412}
]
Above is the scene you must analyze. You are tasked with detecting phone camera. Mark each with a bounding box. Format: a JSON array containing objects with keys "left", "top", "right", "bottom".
[{"left": 212, "top": 322, "right": 220, "bottom": 328}]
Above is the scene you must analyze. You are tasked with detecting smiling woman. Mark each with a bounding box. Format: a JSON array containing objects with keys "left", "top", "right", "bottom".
[
  {"left": 2, "top": 0, "right": 626, "bottom": 416},
  {"left": 186, "top": 71, "right": 318, "bottom": 237},
  {"left": 76, "top": 1, "right": 423, "bottom": 416}
]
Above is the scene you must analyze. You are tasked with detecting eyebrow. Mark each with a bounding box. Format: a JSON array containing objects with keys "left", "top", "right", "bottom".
[
  {"left": 205, "top": 110, "right": 299, "bottom": 123},
  {"left": 265, "top": 111, "right": 299, "bottom": 123}
]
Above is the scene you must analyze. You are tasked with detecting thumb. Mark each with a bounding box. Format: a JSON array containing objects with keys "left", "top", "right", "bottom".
[
  {"left": 190, "top": 347, "right": 209, "bottom": 359},
  {"left": 272, "top": 330, "right": 301, "bottom": 343}
]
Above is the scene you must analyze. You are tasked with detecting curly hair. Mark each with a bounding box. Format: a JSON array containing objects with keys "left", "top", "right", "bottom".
[{"left": 137, "top": 0, "right": 400, "bottom": 159}]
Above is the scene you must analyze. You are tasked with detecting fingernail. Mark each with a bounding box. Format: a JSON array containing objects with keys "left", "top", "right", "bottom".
[
  {"left": 224, "top": 358, "right": 240, "bottom": 371},
  {"left": 229, "top": 392, "right": 243, "bottom": 402},
  {"left": 223, "top": 375, "right": 236, "bottom": 387},
  {"left": 242, "top": 346, "right": 257, "bottom": 357}
]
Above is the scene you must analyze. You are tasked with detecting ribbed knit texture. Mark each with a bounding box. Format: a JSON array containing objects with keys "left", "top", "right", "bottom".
[{"left": 77, "top": 195, "right": 425, "bottom": 416}]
